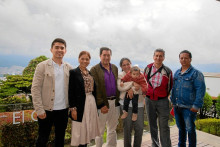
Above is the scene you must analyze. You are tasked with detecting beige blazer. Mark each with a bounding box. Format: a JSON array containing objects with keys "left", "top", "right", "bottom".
[{"left": 31, "top": 59, "right": 72, "bottom": 115}]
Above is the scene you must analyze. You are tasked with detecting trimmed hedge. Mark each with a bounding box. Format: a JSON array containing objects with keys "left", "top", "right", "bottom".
[
  {"left": 196, "top": 118, "right": 220, "bottom": 136},
  {"left": 0, "top": 120, "right": 72, "bottom": 147},
  {"left": 1, "top": 122, "right": 38, "bottom": 146}
]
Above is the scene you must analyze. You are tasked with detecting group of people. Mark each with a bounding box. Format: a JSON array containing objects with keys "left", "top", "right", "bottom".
[{"left": 31, "top": 38, "right": 206, "bottom": 147}]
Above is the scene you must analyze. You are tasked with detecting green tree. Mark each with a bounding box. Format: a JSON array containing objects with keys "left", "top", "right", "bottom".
[
  {"left": 0, "top": 75, "right": 33, "bottom": 97},
  {"left": 0, "top": 55, "right": 48, "bottom": 98},
  {"left": 216, "top": 95, "right": 220, "bottom": 117},
  {"left": 199, "top": 92, "right": 213, "bottom": 118},
  {"left": 23, "top": 55, "right": 48, "bottom": 76}
]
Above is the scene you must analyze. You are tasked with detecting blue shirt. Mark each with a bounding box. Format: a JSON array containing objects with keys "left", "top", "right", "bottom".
[{"left": 170, "top": 65, "right": 206, "bottom": 110}]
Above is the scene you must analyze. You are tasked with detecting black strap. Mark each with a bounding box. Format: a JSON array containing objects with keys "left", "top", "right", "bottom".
[{"left": 147, "top": 65, "right": 163, "bottom": 87}]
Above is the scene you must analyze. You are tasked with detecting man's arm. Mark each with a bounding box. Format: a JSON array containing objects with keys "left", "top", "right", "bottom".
[
  {"left": 90, "top": 66, "right": 105, "bottom": 109},
  {"left": 192, "top": 71, "right": 206, "bottom": 111},
  {"left": 31, "top": 64, "right": 45, "bottom": 116}
]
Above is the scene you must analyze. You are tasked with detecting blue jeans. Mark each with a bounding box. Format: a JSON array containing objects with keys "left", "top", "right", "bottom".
[{"left": 174, "top": 106, "right": 197, "bottom": 147}]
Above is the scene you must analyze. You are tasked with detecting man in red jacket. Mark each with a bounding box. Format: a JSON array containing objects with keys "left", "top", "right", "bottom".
[{"left": 144, "top": 48, "right": 173, "bottom": 147}]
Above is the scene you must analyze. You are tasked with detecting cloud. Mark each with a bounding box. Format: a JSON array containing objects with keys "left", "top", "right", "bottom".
[{"left": 0, "top": 0, "right": 220, "bottom": 65}]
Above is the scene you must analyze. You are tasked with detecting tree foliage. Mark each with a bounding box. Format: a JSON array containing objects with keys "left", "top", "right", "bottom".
[
  {"left": 216, "top": 95, "right": 220, "bottom": 117},
  {"left": 0, "top": 55, "right": 48, "bottom": 98},
  {"left": 22, "top": 55, "right": 48, "bottom": 76},
  {"left": 199, "top": 92, "right": 213, "bottom": 118},
  {"left": 0, "top": 95, "right": 28, "bottom": 104},
  {"left": 0, "top": 75, "right": 33, "bottom": 97}
]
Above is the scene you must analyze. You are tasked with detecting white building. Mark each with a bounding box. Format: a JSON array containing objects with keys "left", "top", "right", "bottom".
[{"left": 204, "top": 73, "right": 220, "bottom": 97}]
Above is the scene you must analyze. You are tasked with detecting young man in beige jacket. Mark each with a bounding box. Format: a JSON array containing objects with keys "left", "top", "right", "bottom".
[{"left": 31, "top": 38, "right": 72, "bottom": 147}]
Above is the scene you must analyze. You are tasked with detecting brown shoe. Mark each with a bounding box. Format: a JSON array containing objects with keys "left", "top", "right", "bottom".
[
  {"left": 132, "top": 113, "right": 137, "bottom": 121},
  {"left": 121, "top": 110, "right": 128, "bottom": 119}
]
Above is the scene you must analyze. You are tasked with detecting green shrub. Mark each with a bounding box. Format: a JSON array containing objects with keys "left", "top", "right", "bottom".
[
  {"left": 216, "top": 95, "right": 220, "bottom": 117},
  {"left": 196, "top": 118, "right": 220, "bottom": 136},
  {"left": 144, "top": 121, "right": 149, "bottom": 126},
  {"left": 1, "top": 122, "right": 38, "bottom": 146},
  {"left": 0, "top": 95, "right": 28, "bottom": 104},
  {"left": 199, "top": 92, "right": 213, "bottom": 118},
  {"left": 0, "top": 120, "right": 72, "bottom": 146}
]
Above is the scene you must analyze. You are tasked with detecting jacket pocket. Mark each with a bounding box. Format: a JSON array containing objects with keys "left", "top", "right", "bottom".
[{"left": 182, "top": 77, "right": 193, "bottom": 89}]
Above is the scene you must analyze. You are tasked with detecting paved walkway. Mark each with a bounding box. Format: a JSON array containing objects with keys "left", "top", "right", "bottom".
[{"left": 95, "top": 125, "right": 220, "bottom": 147}]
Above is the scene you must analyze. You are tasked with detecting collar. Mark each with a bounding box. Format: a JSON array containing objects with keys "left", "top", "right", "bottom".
[
  {"left": 52, "top": 60, "right": 64, "bottom": 67},
  {"left": 152, "top": 63, "right": 164, "bottom": 71},
  {"left": 100, "top": 62, "right": 112, "bottom": 71},
  {"left": 179, "top": 65, "right": 193, "bottom": 75}
]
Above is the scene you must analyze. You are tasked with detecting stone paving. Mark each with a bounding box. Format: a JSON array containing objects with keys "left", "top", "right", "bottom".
[
  {"left": 141, "top": 125, "right": 219, "bottom": 147},
  {"left": 141, "top": 131, "right": 214, "bottom": 147},
  {"left": 86, "top": 125, "right": 220, "bottom": 147}
]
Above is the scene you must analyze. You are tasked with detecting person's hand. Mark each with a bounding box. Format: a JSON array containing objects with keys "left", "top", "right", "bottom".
[
  {"left": 120, "top": 82, "right": 124, "bottom": 87},
  {"left": 133, "top": 82, "right": 140, "bottom": 91},
  {"left": 71, "top": 110, "right": 77, "bottom": 120},
  {"left": 127, "top": 88, "right": 134, "bottom": 99},
  {"left": 38, "top": 113, "right": 46, "bottom": 119},
  {"left": 190, "top": 108, "right": 198, "bottom": 113},
  {"left": 101, "top": 106, "right": 109, "bottom": 114}
]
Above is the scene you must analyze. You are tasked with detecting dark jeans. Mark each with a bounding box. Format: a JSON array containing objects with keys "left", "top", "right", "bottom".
[
  {"left": 123, "top": 94, "right": 139, "bottom": 113},
  {"left": 174, "top": 106, "right": 197, "bottom": 147},
  {"left": 36, "top": 108, "right": 69, "bottom": 147}
]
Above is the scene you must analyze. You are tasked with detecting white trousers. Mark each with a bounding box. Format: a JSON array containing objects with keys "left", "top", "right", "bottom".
[{"left": 95, "top": 100, "right": 120, "bottom": 147}]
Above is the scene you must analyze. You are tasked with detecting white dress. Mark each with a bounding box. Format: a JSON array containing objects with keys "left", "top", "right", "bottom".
[{"left": 70, "top": 92, "right": 100, "bottom": 146}]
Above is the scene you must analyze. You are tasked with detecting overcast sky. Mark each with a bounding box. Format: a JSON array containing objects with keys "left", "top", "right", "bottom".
[{"left": 0, "top": 0, "right": 220, "bottom": 66}]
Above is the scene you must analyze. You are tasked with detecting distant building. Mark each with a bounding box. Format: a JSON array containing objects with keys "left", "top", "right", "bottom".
[
  {"left": 0, "top": 76, "right": 6, "bottom": 81},
  {"left": 204, "top": 73, "right": 220, "bottom": 97}
]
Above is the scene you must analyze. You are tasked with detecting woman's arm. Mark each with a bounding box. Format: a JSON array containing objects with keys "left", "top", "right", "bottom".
[
  {"left": 68, "top": 70, "right": 77, "bottom": 108},
  {"left": 117, "top": 72, "right": 133, "bottom": 92}
]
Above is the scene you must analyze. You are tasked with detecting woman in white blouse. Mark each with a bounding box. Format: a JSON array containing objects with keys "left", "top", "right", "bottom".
[{"left": 117, "top": 58, "right": 145, "bottom": 147}]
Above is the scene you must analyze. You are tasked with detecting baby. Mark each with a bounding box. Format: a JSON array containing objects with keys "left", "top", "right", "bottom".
[{"left": 120, "top": 66, "right": 148, "bottom": 121}]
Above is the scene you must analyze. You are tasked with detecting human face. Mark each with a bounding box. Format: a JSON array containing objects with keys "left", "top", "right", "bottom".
[
  {"left": 100, "top": 50, "right": 111, "bottom": 66},
  {"left": 121, "top": 60, "right": 131, "bottom": 73},
  {"left": 153, "top": 51, "right": 165, "bottom": 66},
  {"left": 50, "top": 42, "right": 66, "bottom": 59},
  {"left": 131, "top": 71, "right": 140, "bottom": 79},
  {"left": 179, "top": 53, "right": 191, "bottom": 67},
  {"left": 78, "top": 54, "right": 90, "bottom": 69}
]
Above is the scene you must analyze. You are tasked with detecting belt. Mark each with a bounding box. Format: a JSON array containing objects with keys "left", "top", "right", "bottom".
[
  {"left": 107, "top": 96, "right": 116, "bottom": 100},
  {"left": 146, "top": 95, "right": 168, "bottom": 100}
]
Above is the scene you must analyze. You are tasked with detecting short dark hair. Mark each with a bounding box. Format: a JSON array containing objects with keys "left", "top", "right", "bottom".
[
  {"left": 154, "top": 48, "right": 165, "bottom": 57},
  {"left": 119, "top": 57, "right": 131, "bottom": 67},
  {"left": 51, "top": 38, "right": 66, "bottom": 48},
  {"left": 179, "top": 50, "right": 192, "bottom": 59},
  {"left": 100, "top": 47, "right": 112, "bottom": 56}
]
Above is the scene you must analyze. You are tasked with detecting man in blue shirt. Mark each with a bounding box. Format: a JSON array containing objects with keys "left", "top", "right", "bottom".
[{"left": 170, "top": 50, "right": 206, "bottom": 147}]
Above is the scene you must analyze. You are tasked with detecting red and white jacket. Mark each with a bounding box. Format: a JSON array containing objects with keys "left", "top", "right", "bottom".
[{"left": 144, "top": 63, "right": 173, "bottom": 101}]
